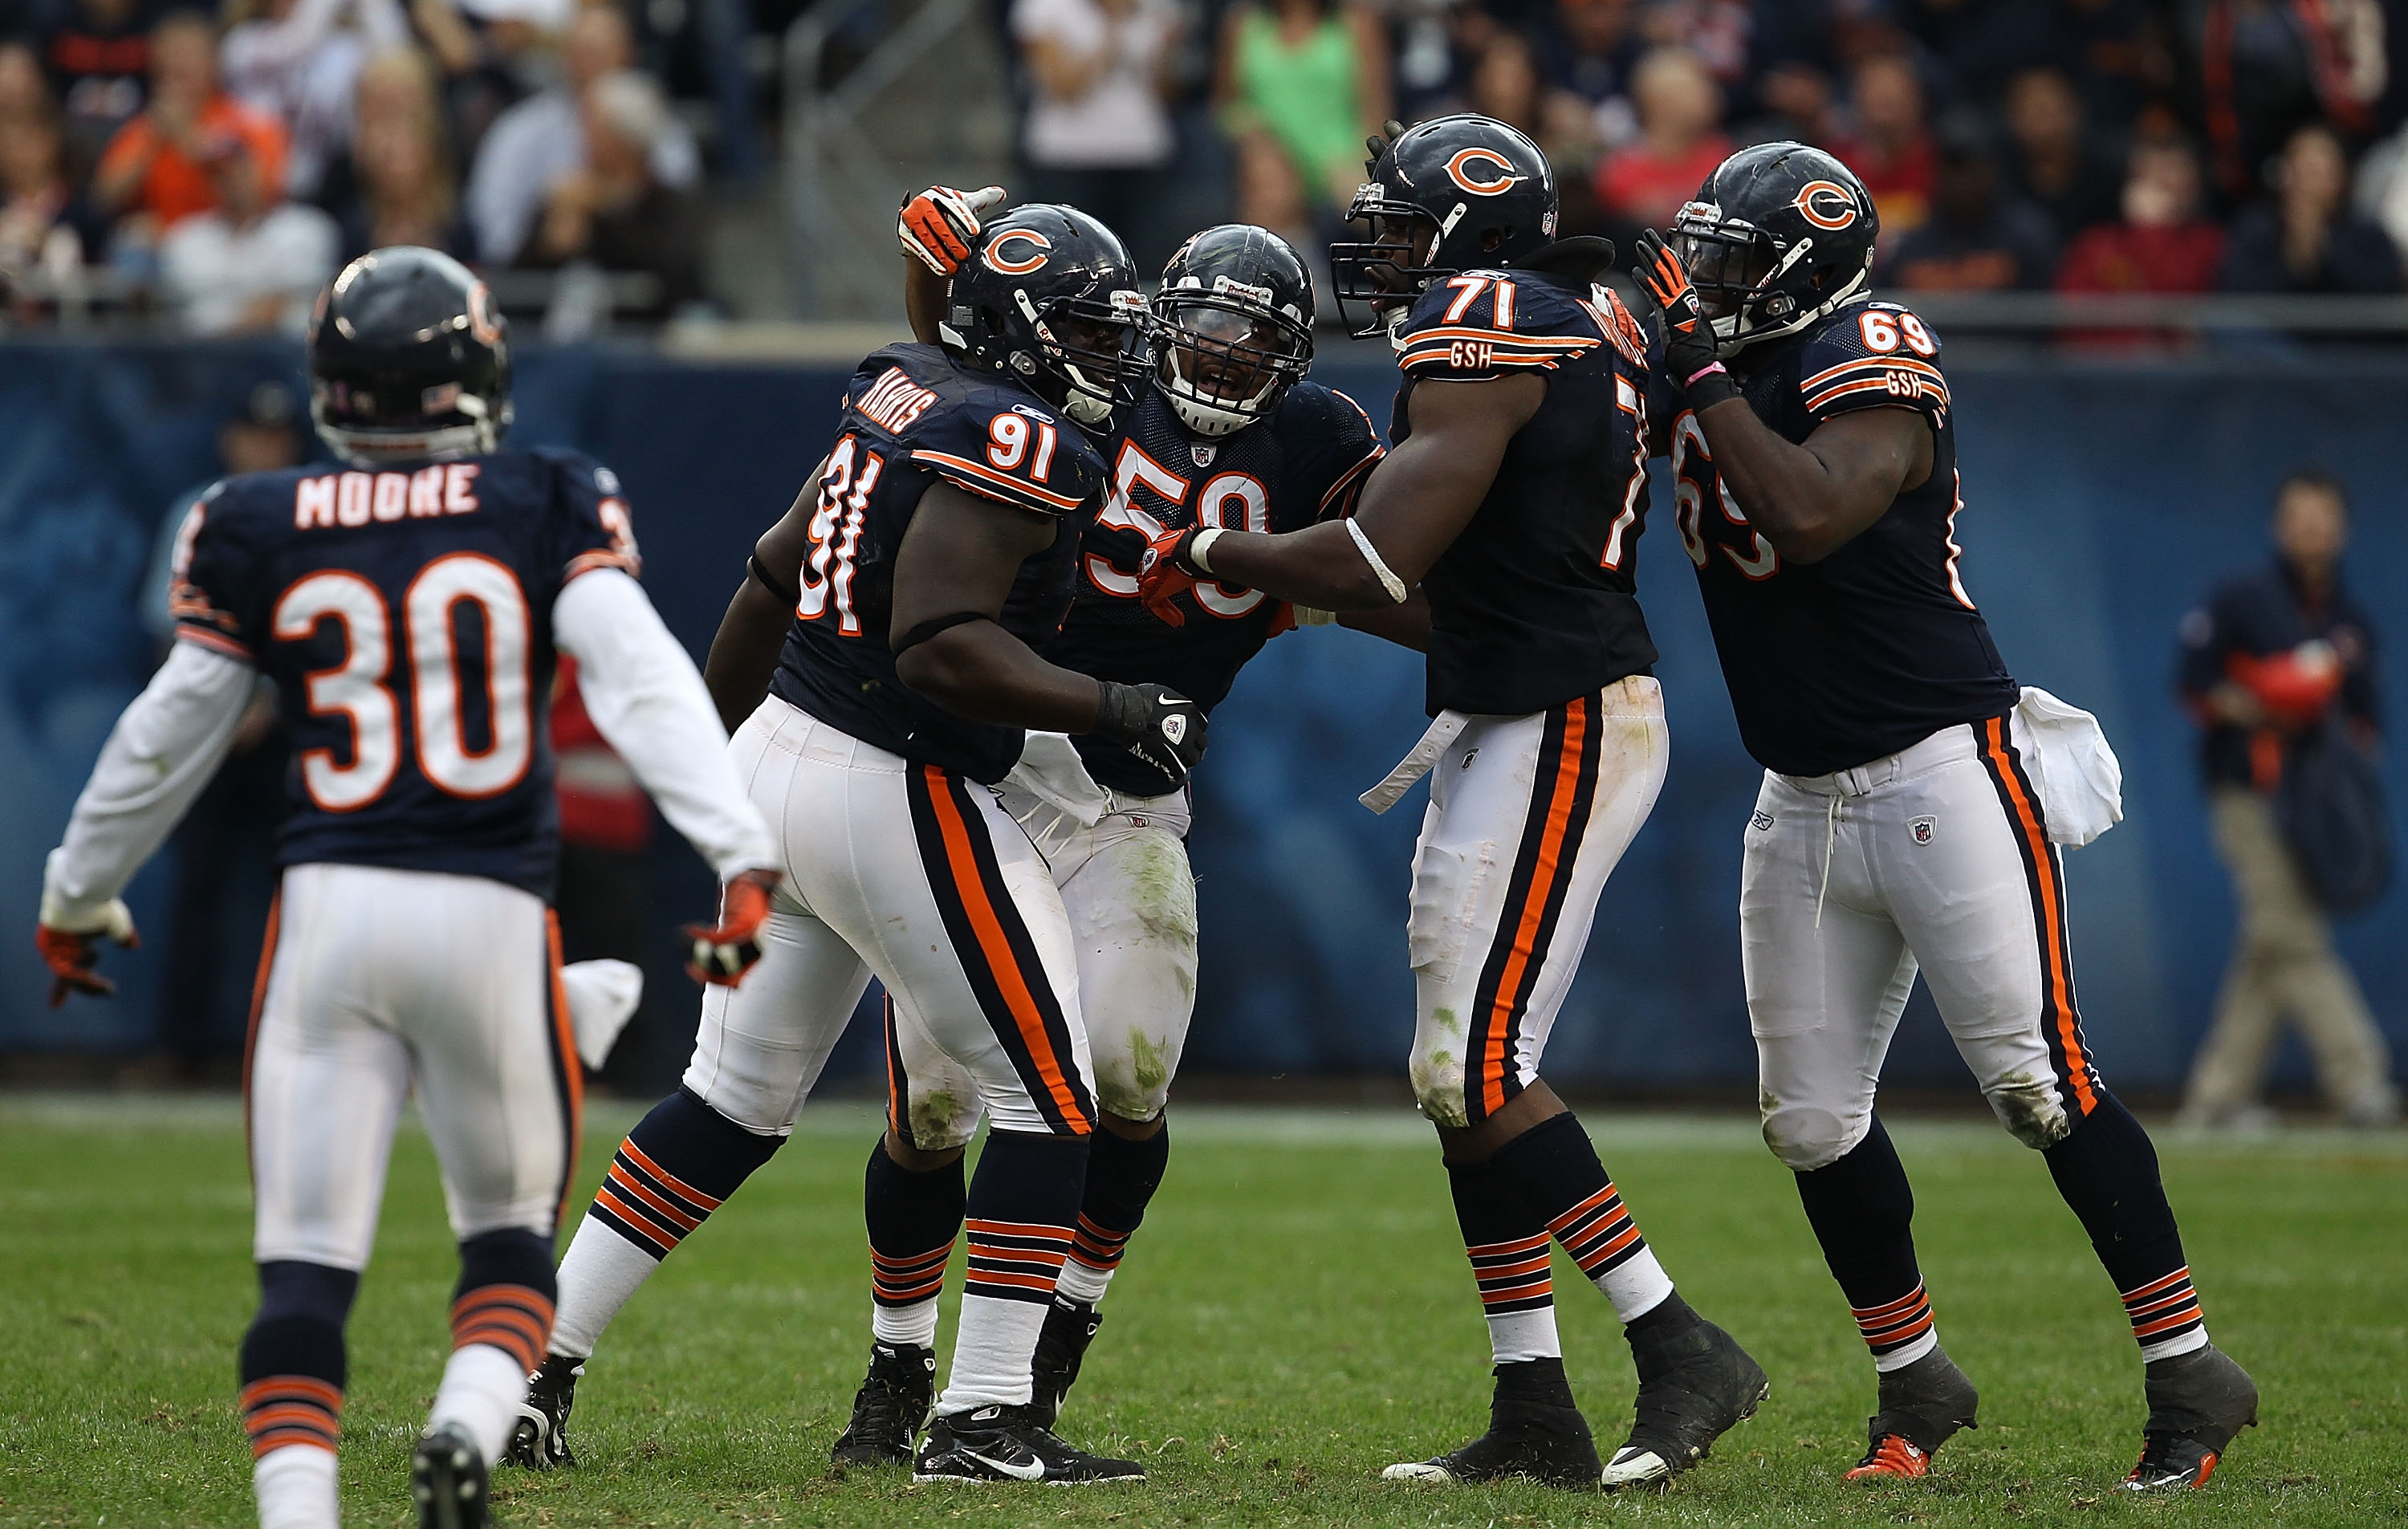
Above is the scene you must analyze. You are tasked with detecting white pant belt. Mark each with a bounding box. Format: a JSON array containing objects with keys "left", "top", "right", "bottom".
[{"left": 1360, "top": 711, "right": 1469, "bottom": 815}]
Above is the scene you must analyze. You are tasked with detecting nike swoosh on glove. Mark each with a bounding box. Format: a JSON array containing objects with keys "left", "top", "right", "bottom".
[
  {"left": 36, "top": 898, "right": 139, "bottom": 1008},
  {"left": 1632, "top": 228, "right": 1739, "bottom": 411},
  {"left": 1135, "top": 525, "right": 1209, "bottom": 628},
  {"left": 1092, "top": 681, "right": 1209, "bottom": 783},
  {"left": 684, "top": 868, "right": 781, "bottom": 986},
  {"left": 899, "top": 185, "right": 1007, "bottom": 274}
]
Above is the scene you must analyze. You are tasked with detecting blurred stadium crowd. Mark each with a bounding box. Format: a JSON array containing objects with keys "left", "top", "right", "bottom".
[{"left": 3, "top": 0, "right": 2406, "bottom": 329}]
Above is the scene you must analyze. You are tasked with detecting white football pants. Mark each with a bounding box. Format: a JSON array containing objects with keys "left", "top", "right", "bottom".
[
  {"left": 889, "top": 783, "right": 1197, "bottom": 1147},
  {"left": 249, "top": 862, "right": 579, "bottom": 1268},
  {"left": 679, "top": 696, "right": 1096, "bottom": 1138},
  {"left": 1745, "top": 710, "right": 2105, "bottom": 1172},
  {"left": 1405, "top": 677, "right": 1669, "bottom": 1127}
]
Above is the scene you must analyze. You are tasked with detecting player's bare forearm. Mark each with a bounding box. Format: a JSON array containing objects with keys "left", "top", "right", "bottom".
[
  {"left": 897, "top": 622, "right": 1103, "bottom": 731},
  {"left": 1206, "top": 376, "right": 1540, "bottom": 608},
  {"left": 703, "top": 574, "right": 791, "bottom": 734},
  {"left": 1339, "top": 589, "right": 1432, "bottom": 650},
  {"left": 702, "top": 474, "right": 822, "bottom": 730},
  {"left": 1698, "top": 400, "right": 1930, "bottom": 563},
  {"left": 889, "top": 480, "right": 1104, "bottom": 732},
  {"left": 904, "top": 259, "right": 946, "bottom": 345}
]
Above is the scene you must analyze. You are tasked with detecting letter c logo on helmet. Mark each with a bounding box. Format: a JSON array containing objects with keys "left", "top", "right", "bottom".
[
  {"left": 1792, "top": 180, "right": 1859, "bottom": 230},
  {"left": 466, "top": 281, "right": 502, "bottom": 345},
  {"left": 983, "top": 229, "right": 1053, "bottom": 275},
  {"left": 1445, "top": 146, "right": 1528, "bottom": 196}
]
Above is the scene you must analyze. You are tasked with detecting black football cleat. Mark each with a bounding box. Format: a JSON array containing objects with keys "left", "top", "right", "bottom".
[
  {"left": 831, "top": 1341, "right": 936, "bottom": 1467},
  {"left": 1382, "top": 1357, "right": 1604, "bottom": 1487},
  {"left": 502, "top": 1354, "right": 581, "bottom": 1470},
  {"left": 1844, "top": 1344, "right": 1980, "bottom": 1481},
  {"left": 1028, "top": 1296, "right": 1104, "bottom": 1427},
  {"left": 912, "top": 1404, "right": 1145, "bottom": 1484},
  {"left": 412, "top": 1424, "right": 490, "bottom": 1529},
  {"left": 2121, "top": 1343, "right": 2258, "bottom": 1491},
  {"left": 1600, "top": 1294, "right": 1769, "bottom": 1490}
]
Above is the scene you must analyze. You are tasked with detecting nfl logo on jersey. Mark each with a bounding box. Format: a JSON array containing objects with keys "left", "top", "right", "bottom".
[{"left": 1191, "top": 444, "right": 1216, "bottom": 468}]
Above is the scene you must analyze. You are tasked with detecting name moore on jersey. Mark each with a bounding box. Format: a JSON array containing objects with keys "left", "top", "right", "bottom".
[
  {"left": 1665, "top": 299, "right": 2018, "bottom": 778},
  {"left": 169, "top": 446, "right": 641, "bottom": 897},
  {"left": 767, "top": 342, "right": 1109, "bottom": 783}
]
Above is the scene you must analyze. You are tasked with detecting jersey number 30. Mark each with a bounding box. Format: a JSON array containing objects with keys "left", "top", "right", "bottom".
[{"left": 273, "top": 553, "right": 533, "bottom": 811}]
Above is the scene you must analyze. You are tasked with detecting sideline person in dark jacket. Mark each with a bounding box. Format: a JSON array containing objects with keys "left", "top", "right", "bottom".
[{"left": 2175, "top": 468, "right": 2394, "bottom": 1129}]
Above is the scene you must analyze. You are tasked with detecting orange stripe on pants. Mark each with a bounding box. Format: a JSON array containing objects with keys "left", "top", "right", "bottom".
[
  {"left": 545, "top": 911, "right": 585, "bottom": 1222},
  {"left": 1983, "top": 718, "right": 2096, "bottom": 1112},
  {"left": 1481, "top": 697, "right": 1590, "bottom": 1117},
  {"left": 921, "top": 768, "right": 1088, "bottom": 1130}
]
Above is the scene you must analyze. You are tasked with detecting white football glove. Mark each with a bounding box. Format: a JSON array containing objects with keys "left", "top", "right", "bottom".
[{"left": 898, "top": 185, "right": 1007, "bottom": 275}]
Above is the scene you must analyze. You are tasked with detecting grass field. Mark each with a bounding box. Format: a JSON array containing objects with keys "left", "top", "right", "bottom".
[{"left": 1, "top": 1095, "right": 2401, "bottom": 1528}]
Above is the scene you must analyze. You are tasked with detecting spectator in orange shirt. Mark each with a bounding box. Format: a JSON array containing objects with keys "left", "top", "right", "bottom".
[
  {"left": 1832, "top": 51, "right": 1934, "bottom": 234},
  {"left": 1592, "top": 47, "right": 1728, "bottom": 240},
  {"left": 92, "top": 9, "right": 289, "bottom": 234}
]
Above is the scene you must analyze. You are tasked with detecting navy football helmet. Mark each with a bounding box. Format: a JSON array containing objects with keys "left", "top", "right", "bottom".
[
  {"left": 308, "top": 246, "right": 510, "bottom": 466},
  {"left": 942, "top": 204, "right": 1146, "bottom": 427},
  {"left": 1150, "top": 224, "right": 1314, "bottom": 437},
  {"left": 1330, "top": 114, "right": 1558, "bottom": 340},
  {"left": 1670, "top": 143, "right": 1880, "bottom": 357}
]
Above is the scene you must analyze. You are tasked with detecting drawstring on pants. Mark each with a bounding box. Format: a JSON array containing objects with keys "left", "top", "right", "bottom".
[{"left": 1815, "top": 791, "right": 1841, "bottom": 929}]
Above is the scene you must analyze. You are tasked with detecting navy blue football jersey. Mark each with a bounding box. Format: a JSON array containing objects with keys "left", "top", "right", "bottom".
[
  {"left": 768, "top": 343, "right": 1108, "bottom": 783},
  {"left": 169, "top": 446, "right": 640, "bottom": 897},
  {"left": 1665, "top": 299, "right": 2019, "bottom": 777},
  {"left": 1048, "top": 380, "right": 1385, "bottom": 796},
  {"left": 1392, "top": 267, "right": 1659, "bottom": 718}
]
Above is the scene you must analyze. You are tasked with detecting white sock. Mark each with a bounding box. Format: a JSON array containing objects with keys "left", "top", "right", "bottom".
[
  {"left": 1488, "top": 1306, "right": 1562, "bottom": 1365},
  {"left": 1599, "top": 1249, "right": 1675, "bottom": 1324},
  {"left": 872, "top": 1296, "right": 940, "bottom": 1349},
  {"left": 254, "top": 1444, "right": 338, "bottom": 1529},
  {"left": 2141, "top": 1325, "right": 2211, "bottom": 1364},
  {"left": 1052, "top": 1255, "right": 1112, "bottom": 1306},
  {"left": 428, "top": 1344, "right": 528, "bottom": 1465},
  {"left": 1874, "top": 1328, "right": 1940, "bottom": 1372},
  {"left": 935, "top": 1292, "right": 1047, "bottom": 1413},
  {"left": 548, "top": 1220, "right": 663, "bottom": 1360}
]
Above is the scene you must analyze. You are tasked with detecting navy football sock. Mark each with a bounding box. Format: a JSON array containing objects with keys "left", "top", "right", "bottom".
[
  {"left": 866, "top": 1137, "right": 966, "bottom": 1348},
  {"left": 1793, "top": 1116, "right": 1936, "bottom": 1370}
]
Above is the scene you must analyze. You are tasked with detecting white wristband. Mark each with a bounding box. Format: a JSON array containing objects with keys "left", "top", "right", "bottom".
[
  {"left": 1344, "top": 517, "right": 1409, "bottom": 604},
  {"left": 1188, "top": 526, "right": 1225, "bottom": 574}
]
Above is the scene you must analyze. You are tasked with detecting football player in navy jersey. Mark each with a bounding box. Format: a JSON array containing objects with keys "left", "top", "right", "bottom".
[
  {"left": 1633, "top": 144, "right": 2258, "bottom": 1490},
  {"left": 35, "top": 247, "right": 783, "bottom": 1529},
  {"left": 1138, "top": 115, "right": 1767, "bottom": 1494},
  {"left": 514, "top": 206, "right": 1198, "bottom": 1486},
  {"left": 802, "top": 207, "right": 1409, "bottom": 1456}
]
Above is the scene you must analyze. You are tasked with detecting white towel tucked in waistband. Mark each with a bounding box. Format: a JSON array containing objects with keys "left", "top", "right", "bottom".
[{"left": 1359, "top": 712, "right": 1470, "bottom": 815}]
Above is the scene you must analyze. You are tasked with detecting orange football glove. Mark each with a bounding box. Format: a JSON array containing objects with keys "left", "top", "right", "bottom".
[
  {"left": 1137, "top": 524, "right": 1208, "bottom": 628},
  {"left": 36, "top": 898, "right": 139, "bottom": 1008},
  {"left": 898, "top": 185, "right": 1007, "bottom": 274},
  {"left": 683, "top": 868, "right": 780, "bottom": 986}
]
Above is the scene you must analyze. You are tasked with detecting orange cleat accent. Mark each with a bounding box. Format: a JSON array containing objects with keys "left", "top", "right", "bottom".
[{"left": 1845, "top": 1434, "right": 1931, "bottom": 1480}]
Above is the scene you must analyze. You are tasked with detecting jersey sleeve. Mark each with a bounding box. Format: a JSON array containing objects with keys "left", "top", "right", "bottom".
[
  {"left": 1304, "top": 386, "right": 1386, "bottom": 522},
  {"left": 167, "top": 482, "right": 261, "bottom": 663},
  {"left": 1797, "top": 303, "right": 1951, "bottom": 425},
  {"left": 903, "top": 392, "right": 1099, "bottom": 518},
  {"left": 540, "top": 448, "right": 644, "bottom": 587},
  {"left": 1396, "top": 271, "right": 1605, "bottom": 381}
]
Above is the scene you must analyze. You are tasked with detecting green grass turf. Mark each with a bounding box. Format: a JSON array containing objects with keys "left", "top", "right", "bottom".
[{"left": 0, "top": 1096, "right": 2400, "bottom": 1527}]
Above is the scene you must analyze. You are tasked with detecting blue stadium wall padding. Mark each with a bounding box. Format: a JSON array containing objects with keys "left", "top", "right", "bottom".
[{"left": 2, "top": 338, "right": 2401, "bottom": 1096}]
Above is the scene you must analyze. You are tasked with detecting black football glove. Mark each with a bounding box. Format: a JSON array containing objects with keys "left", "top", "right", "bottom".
[
  {"left": 1092, "top": 681, "right": 1208, "bottom": 784},
  {"left": 1632, "top": 229, "right": 1740, "bottom": 412}
]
